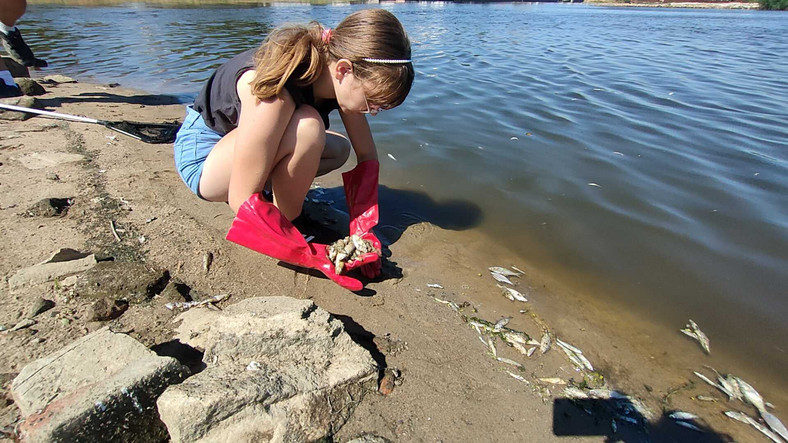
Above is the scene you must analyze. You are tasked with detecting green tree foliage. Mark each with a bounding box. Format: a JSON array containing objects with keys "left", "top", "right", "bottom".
[{"left": 760, "top": 0, "right": 788, "bottom": 9}]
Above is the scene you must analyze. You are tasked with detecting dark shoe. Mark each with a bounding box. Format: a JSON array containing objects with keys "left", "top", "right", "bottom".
[
  {"left": 1, "top": 28, "right": 48, "bottom": 68},
  {"left": 0, "top": 83, "right": 22, "bottom": 98}
]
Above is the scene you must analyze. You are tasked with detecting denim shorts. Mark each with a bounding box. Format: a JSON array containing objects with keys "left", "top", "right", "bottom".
[{"left": 173, "top": 106, "right": 223, "bottom": 199}]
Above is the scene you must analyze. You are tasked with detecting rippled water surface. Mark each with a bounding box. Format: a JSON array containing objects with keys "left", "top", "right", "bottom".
[{"left": 21, "top": 3, "right": 788, "bottom": 384}]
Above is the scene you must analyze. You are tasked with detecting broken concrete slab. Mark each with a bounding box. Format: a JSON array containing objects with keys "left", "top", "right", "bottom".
[
  {"left": 73, "top": 262, "right": 169, "bottom": 303},
  {"left": 12, "top": 327, "right": 187, "bottom": 442},
  {"left": 8, "top": 252, "right": 96, "bottom": 290},
  {"left": 157, "top": 297, "right": 378, "bottom": 443}
]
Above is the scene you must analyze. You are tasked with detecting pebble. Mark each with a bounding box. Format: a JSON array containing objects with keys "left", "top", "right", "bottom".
[{"left": 29, "top": 297, "right": 55, "bottom": 317}]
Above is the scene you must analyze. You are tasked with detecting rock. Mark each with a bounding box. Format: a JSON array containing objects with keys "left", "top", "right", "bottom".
[
  {"left": 14, "top": 78, "right": 46, "bottom": 96},
  {"left": 1, "top": 57, "right": 29, "bottom": 77},
  {"left": 378, "top": 371, "right": 395, "bottom": 396},
  {"left": 41, "top": 74, "right": 77, "bottom": 84},
  {"left": 12, "top": 327, "right": 187, "bottom": 442},
  {"left": 8, "top": 252, "right": 97, "bottom": 290},
  {"left": 28, "top": 298, "right": 55, "bottom": 317},
  {"left": 89, "top": 297, "right": 129, "bottom": 321},
  {"left": 157, "top": 297, "right": 378, "bottom": 443},
  {"left": 7, "top": 318, "right": 36, "bottom": 332},
  {"left": 0, "top": 96, "right": 40, "bottom": 121},
  {"left": 73, "top": 262, "right": 169, "bottom": 303},
  {"left": 24, "top": 197, "right": 73, "bottom": 217}
]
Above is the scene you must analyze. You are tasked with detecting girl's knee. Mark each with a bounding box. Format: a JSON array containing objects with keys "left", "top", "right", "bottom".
[{"left": 292, "top": 106, "right": 325, "bottom": 145}]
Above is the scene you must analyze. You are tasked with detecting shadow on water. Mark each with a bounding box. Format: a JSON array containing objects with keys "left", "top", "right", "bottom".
[
  {"left": 553, "top": 398, "right": 733, "bottom": 442},
  {"left": 284, "top": 185, "right": 483, "bottom": 294}
]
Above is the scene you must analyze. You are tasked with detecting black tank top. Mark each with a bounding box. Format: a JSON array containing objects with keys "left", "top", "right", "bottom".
[{"left": 193, "top": 48, "right": 338, "bottom": 135}]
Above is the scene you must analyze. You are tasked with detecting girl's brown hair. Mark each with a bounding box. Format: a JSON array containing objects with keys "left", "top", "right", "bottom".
[{"left": 251, "top": 9, "right": 414, "bottom": 109}]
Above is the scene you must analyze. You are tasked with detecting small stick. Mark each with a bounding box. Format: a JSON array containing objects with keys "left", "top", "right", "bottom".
[{"left": 110, "top": 220, "right": 121, "bottom": 242}]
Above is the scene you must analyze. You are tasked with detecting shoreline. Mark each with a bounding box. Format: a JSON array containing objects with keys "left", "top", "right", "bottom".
[
  {"left": 27, "top": 0, "right": 765, "bottom": 9},
  {"left": 585, "top": 0, "right": 760, "bottom": 8},
  {"left": 1, "top": 74, "right": 784, "bottom": 441}
]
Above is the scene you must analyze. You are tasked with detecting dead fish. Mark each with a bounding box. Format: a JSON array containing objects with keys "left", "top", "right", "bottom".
[
  {"left": 670, "top": 411, "right": 699, "bottom": 421},
  {"left": 526, "top": 347, "right": 537, "bottom": 357},
  {"left": 497, "top": 284, "right": 528, "bottom": 302},
  {"left": 675, "top": 421, "right": 705, "bottom": 432},
  {"left": 732, "top": 376, "right": 766, "bottom": 413},
  {"left": 494, "top": 317, "right": 512, "bottom": 330},
  {"left": 510, "top": 341, "right": 530, "bottom": 356},
  {"left": 556, "top": 338, "right": 594, "bottom": 371},
  {"left": 762, "top": 412, "right": 788, "bottom": 442},
  {"left": 563, "top": 386, "right": 589, "bottom": 399},
  {"left": 496, "top": 357, "right": 524, "bottom": 368},
  {"left": 694, "top": 395, "right": 717, "bottom": 402},
  {"left": 725, "top": 411, "right": 783, "bottom": 443},
  {"left": 507, "top": 371, "right": 529, "bottom": 384},
  {"left": 487, "top": 337, "right": 497, "bottom": 358},
  {"left": 488, "top": 266, "right": 521, "bottom": 277},
  {"left": 694, "top": 371, "right": 735, "bottom": 399},
  {"left": 427, "top": 283, "right": 443, "bottom": 289},
  {"left": 681, "top": 319, "right": 710, "bottom": 354},
  {"left": 540, "top": 332, "right": 552, "bottom": 354},
  {"left": 539, "top": 377, "right": 566, "bottom": 385},
  {"left": 491, "top": 272, "right": 514, "bottom": 285}
]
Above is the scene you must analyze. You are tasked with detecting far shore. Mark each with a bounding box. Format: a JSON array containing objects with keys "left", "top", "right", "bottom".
[{"left": 27, "top": 0, "right": 763, "bottom": 9}]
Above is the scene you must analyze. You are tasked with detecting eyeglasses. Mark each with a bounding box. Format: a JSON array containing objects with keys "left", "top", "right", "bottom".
[{"left": 360, "top": 89, "right": 381, "bottom": 116}]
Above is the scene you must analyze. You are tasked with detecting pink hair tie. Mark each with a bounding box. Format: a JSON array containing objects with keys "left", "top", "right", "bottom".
[{"left": 321, "top": 28, "right": 333, "bottom": 44}]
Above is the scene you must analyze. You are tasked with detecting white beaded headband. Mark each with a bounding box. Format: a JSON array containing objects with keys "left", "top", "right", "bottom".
[{"left": 361, "top": 58, "right": 412, "bottom": 64}]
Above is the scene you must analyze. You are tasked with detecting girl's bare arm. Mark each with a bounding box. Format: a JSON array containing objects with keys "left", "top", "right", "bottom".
[{"left": 340, "top": 110, "right": 378, "bottom": 164}]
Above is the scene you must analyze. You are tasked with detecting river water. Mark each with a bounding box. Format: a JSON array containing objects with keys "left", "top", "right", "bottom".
[{"left": 21, "top": 2, "right": 788, "bottom": 390}]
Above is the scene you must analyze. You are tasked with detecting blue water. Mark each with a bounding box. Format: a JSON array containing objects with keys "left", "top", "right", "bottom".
[{"left": 19, "top": 2, "right": 788, "bottom": 388}]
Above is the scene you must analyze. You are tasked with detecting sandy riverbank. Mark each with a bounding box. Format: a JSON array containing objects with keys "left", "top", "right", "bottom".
[{"left": 0, "top": 74, "right": 783, "bottom": 441}]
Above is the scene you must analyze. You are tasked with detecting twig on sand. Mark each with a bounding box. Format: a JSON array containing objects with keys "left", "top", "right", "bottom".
[{"left": 110, "top": 220, "right": 121, "bottom": 242}]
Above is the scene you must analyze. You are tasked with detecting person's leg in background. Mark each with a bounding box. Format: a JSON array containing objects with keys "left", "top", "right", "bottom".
[{"left": 0, "top": 0, "right": 47, "bottom": 68}]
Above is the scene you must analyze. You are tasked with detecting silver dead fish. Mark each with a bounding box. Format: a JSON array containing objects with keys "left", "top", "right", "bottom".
[
  {"left": 488, "top": 266, "right": 522, "bottom": 277},
  {"left": 680, "top": 319, "right": 710, "bottom": 354},
  {"left": 540, "top": 332, "right": 552, "bottom": 354},
  {"left": 725, "top": 411, "right": 783, "bottom": 443},
  {"left": 494, "top": 317, "right": 512, "bottom": 330},
  {"left": 491, "top": 271, "right": 514, "bottom": 285},
  {"left": 497, "top": 284, "right": 528, "bottom": 302}
]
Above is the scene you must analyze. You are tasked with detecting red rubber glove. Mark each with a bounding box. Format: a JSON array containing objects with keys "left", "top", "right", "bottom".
[
  {"left": 342, "top": 160, "right": 382, "bottom": 279},
  {"left": 226, "top": 193, "right": 364, "bottom": 291}
]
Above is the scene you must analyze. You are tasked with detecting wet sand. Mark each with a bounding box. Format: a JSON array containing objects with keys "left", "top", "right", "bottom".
[{"left": 0, "top": 76, "right": 784, "bottom": 441}]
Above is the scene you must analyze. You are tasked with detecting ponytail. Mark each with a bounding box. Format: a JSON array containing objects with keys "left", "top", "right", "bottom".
[{"left": 250, "top": 21, "right": 326, "bottom": 100}]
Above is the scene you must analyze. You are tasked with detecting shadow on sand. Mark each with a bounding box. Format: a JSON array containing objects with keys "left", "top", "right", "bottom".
[
  {"left": 285, "top": 184, "right": 483, "bottom": 295},
  {"left": 553, "top": 397, "right": 733, "bottom": 442}
]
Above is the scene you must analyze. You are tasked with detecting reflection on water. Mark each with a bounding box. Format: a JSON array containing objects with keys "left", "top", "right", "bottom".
[{"left": 20, "top": 1, "right": 788, "bottom": 393}]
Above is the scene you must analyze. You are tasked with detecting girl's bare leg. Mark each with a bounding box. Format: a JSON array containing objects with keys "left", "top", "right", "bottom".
[
  {"left": 198, "top": 105, "right": 329, "bottom": 220},
  {"left": 318, "top": 131, "right": 351, "bottom": 177},
  {"left": 269, "top": 107, "right": 325, "bottom": 220}
]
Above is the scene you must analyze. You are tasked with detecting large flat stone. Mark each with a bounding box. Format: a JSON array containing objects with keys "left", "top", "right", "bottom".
[
  {"left": 12, "top": 327, "right": 187, "bottom": 442},
  {"left": 157, "top": 297, "right": 378, "bottom": 443},
  {"left": 8, "top": 253, "right": 96, "bottom": 290}
]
